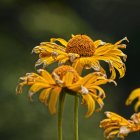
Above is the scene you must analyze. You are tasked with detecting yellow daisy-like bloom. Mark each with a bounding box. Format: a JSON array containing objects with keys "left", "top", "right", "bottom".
[
  {"left": 16, "top": 65, "right": 115, "bottom": 117},
  {"left": 32, "top": 34, "right": 128, "bottom": 79},
  {"left": 100, "top": 111, "right": 140, "bottom": 140},
  {"left": 126, "top": 88, "right": 140, "bottom": 112}
]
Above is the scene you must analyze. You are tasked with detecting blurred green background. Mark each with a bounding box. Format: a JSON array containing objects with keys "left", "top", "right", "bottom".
[{"left": 0, "top": 0, "right": 140, "bottom": 139}]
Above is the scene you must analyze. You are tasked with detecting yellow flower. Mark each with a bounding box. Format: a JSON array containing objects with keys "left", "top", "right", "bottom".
[
  {"left": 16, "top": 65, "right": 79, "bottom": 115},
  {"left": 126, "top": 88, "right": 140, "bottom": 112},
  {"left": 100, "top": 111, "right": 140, "bottom": 140},
  {"left": 16, "top": 65, "right": 115, "bottom": 117},
  {"left": 32, "top": 34, "right": 128, "bottom": 79}
]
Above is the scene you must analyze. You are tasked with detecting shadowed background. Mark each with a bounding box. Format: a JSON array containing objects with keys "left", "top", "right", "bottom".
[{"left": 0, "top": 0, "right": 140, "bottom": 139}]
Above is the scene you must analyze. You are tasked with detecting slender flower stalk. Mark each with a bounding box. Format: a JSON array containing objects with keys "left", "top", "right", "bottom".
[
  {"left": 58, "top": 90, "right": 66, "bottom": 140},
  {"left": 74, "top": 96, "right": 79, "bottom": 140}
]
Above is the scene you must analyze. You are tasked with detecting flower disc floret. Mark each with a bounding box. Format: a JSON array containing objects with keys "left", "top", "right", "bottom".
[
  {"left": 66, "top": 34, "right": 95, "bottom": 57},
  {"left": 52, "top": 65, "right": 79, "bottom": 83}
]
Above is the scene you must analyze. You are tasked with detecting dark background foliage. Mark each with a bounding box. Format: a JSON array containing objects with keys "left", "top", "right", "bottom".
[{"left": 0, "top": 0, "right": 140, "bottom": 139}]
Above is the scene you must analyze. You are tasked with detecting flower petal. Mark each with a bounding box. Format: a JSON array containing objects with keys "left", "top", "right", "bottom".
[
  {"left": 62, "top": 72, "right": 74, "bottom": 86},
  {"left": 105, "top": 112, "right": 129, "bottom": 124},
  {"left": 50, "top": 38, "right": 68, "bottom": 47},
  {"left": 29, "top": 83, "right": 50, "bottom": 93},
  {"left": 72, "top": 59, "right": 83, "bottom": 75},
  {"left": 94, "top": 40, "right": 106, "bottom": 48},
  {"left": 49, "top": 86, "right": 62, "bottom": 114},
  {"left": 134, "top": 98, "right": 140, "bottom": 112},
  {"left": 39, "top": 88, "right": 52, "bottom": 104},
  {"left": 82, "top": 94, "right": 95, "bottom": 117},
  {"left": 37, "top": 69, "right": 55, "bottom": 84},
  {"left": 126, "top": 88, "right": 140, "bottom": 108}
]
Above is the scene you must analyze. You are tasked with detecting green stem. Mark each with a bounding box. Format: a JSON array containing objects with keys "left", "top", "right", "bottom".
[
  {"left": 74, "top": 95, "right": 79, "bottom": 140},
  {"left": 58, "top": 91, "right": 66, "bottom": 140}
]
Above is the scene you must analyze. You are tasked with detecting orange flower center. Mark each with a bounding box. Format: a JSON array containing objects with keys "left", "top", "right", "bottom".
[
  {"left": 66, "top": 34, "right": 95, "bottom": 57},
  {"left": 53, "top": 65, "right": 79, "bottom": 83}
]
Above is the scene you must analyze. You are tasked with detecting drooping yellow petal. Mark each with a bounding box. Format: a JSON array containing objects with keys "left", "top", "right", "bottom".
[
  {"left": 91, "top": 60, "right": 105, "bottom": 73},
  {"left": 94, "top": 40, "right": 106, "bottom": 48},
  {"left": 80, "top": 73, "right": 95, "bottom": 85},
  {"left": 58, "top": 57, "right": 69, "bottom": 65},
  {"left": 109, "top": 63, "right": 116, "bottom": 79},
  {"left": 104, "top": 126, "right": 119, "bottom": 136},
  {"left": 112, "top": 62, "right": 126, "bottom": 79},
  {"left": 100, "top": 121, "right": 119, "bottom": 129},
  {"left": 94, "top": 44, "right": 114, "bottom": 55},
  {"left": 100, "top": 118, "right": 110, "bottom": 126},
  {"left": 134, "top": 98, "right": 140, "bottom": 112},
  {"left": 38, "top": 69, "right": 55, "bottom": 84},
  {"left": 39, "top": 88, "right": 52, "bottom": 104},
  {"left": 62, "top": 72, "right": 74, "bottom": 86},
  {"left": 106, "top": 49, "right": 126, "bottom": 57},
  {"left": 130, "top": 112, "right": 140, "bottom": 125},
  {"left": 105, "top": 112, "right": 129, "bottom": 124},
  {"left": 92, "top": 55, "right": 123, "bottom": 65},
  {"left": 67, "top": 82, "right": 81, "bottom": 92},
  {"left": 33, "top": 44, "right": 63, "bottom": 55},
  {"left": 114, "top": 37, "right": 129, "bottom": 45},
  {"left": 108, "top": 60, "right": 126, "bottom": 79},
  {"left": 40, "top": 42, "right": 66, "bottom": 51},
  {"left": 29, "top": 83, "right": 50, "bottom": 93},
  {"left": 40, "top": 57, "right": 56, "bottom": 67},
  {"left": 82, "top": 94, "right": 95, "bottom": 117},
  {"left": 35, "top": 57, "right": 55, "bottom": 68},
  {"left": 49, "top": 86, "right": 62, "bottom": 114},
  {"left": 90, "top": 93, "right": 104, "bottom": 111},
  {"left": 126, "top": 88, "right": 140, "bottom": 109},
  {"left": 16, "top": 81, "right": 28, "bottom": 94},
  {"left": 87, "top": 85, "right": 106, "bottom": 98},
  {"left": 72, "top": 58, "right": 83, "bottom": 75},
  {"left": 93, "top": 79, "right": 115, "bottom": 86},
  {"left": 77, "top": 72, "right": 106, "bottom": 86},
  {"left": 16, "top": 73, "right": 46, "bottom": 94},
  {"left": 73, "top": 57, "right": 103, "bottom": 74},
  {"left": 82, "top": 73, "right": 107, "bottom": 86},
  {"left": 55, "top": 54, "right": 69, "bottom": 62},
  {"left": 106, "top": 130, "right": 120, "bottom": 139},
  {"left": 50, "top": 38, "right": 68, "bottom": 47}
]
